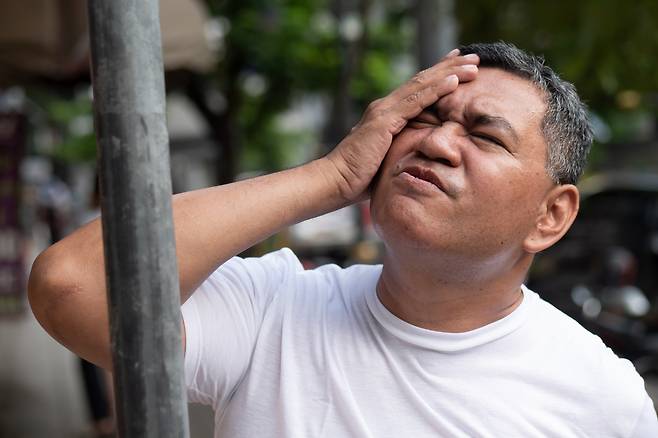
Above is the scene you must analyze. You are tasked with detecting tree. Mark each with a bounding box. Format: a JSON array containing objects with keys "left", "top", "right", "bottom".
[{"left": 205, "top": 0, "right": 410, "bottom": 171}]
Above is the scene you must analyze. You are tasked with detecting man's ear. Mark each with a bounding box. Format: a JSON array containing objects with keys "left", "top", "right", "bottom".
[{"left": 523, "top": 184, "right": 579, "bottom": 254}]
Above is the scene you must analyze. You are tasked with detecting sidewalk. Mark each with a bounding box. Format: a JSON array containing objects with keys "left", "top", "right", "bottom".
[
  {"left": 0, "top": 307, "right": 88, "bottom": 437},
  {"left": 0, "top": 306, "right": 215, "bottom": 437}
]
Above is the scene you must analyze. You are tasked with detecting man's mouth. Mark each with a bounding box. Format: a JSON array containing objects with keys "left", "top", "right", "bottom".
[{"left": 400, "top": 165, "right": 448, "bottom": 194}]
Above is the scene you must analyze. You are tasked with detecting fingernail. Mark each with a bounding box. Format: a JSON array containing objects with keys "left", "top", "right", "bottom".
[
  {"left": 447, "top": 48, "right": 460, "bottom": 57},
  {"left": 461, "top": 64, "right": 478, "bottom": 71},
  {"left": 447, "top": 74, "right": 458, "bottom": 82},
  {"left": 463, "top": 53, "right": 479, "bottom": 61}
]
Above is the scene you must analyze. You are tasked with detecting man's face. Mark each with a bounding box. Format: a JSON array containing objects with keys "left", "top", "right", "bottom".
[{"left": 371, "top": 67, "right": 555, "bottom": 262}]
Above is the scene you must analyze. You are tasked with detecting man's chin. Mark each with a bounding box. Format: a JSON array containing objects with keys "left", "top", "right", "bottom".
[{"left": 373, "top": 208, "right": 443, "bottom": 253}]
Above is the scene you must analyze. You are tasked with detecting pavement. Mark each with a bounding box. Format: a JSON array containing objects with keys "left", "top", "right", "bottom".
[
  {"left": 0, "top": 306, "right": 215, "bottom": 438},
  {"left": 0, "top": 308, "right": 88, "bottom": 437}
]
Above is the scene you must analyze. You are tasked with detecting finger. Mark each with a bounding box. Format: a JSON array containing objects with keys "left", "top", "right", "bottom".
[
  {"left": 424, "top": 53, "right": 480, "bottom": 76},
  {"left": 420, "top": 54, "right": 479, "bottom": 81},
  {"left": 386, "top": 61, "right": 477, "bottom": 103},
  {"left": 444, "top": 48, "right": 460, "bottom": 58},
  {"left": 426, "top": 53, "right": 479, "bottom": 73},
  {"left": 386, "top": 54, "right": 479, "bottom": 100},
  {"left": 449, "top": 53, "right": 479, "bottom": 66},
  {"left": 386, "top": 74, "right": 459, "bottom": 132},
  {"left": 449, "top": 63, "right": 479, "bottom": 83}
]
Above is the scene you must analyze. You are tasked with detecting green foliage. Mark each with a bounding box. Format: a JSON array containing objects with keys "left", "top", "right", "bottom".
[
  {"left": 52, "top": 132, "right": 96, "bottom": 162},
  {"left": 27, "top": 89, "right": 97, "bottom": 163},
  {"left": 350, "top": 17, "right": 414, "bottom": 107},
  {"left": 208, "top": 0, "right": 411, "bottom": 171},
  {"left": 209, "top": 0, "right": 657, "bottom": 173},
  {"left": 457, "top": 0, "right": 658, "bottom": 142}
]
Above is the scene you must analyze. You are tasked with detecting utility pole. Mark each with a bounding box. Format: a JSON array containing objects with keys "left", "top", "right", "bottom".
[{"left": 87, "top": 1, "right": 189, "bottom": 436}]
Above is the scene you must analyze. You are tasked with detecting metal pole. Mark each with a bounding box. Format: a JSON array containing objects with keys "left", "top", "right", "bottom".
[{"left": 87, "top": 1, "right": 189, "bottom": 436}]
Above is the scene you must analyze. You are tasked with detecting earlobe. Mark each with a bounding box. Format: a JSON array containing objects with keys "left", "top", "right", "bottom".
[{"left": 523, "top": 184, "right": 579, "bottom": 254}]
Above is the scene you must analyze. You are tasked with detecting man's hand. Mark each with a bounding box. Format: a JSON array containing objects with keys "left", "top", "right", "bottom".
[{"left": 325, "top": 49, "right": 479, "bottom": 203}]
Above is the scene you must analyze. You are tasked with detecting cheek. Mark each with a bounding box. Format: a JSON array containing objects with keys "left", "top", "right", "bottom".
[
  {"left": 465, "top": 162, "right": 545, "bottom": 231},
  {"left": 466, "top": 151, "right": 541, "bottom": 200},
  {"left": 384, "top": 130, "right": 416, "bottom": 162}
]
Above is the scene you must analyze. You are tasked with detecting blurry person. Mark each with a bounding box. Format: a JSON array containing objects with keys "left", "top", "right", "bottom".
[{"left": 29, "top": 43, "right": 658, "bottom": 436}]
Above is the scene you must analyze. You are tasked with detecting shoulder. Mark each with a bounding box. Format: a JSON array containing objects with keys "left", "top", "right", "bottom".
[
  {"left": 279, "top": 259, "right": 382, "bottom": 313},
  {"left": 530, "top": 290, "right": 641, "bottom": 383},
  {"left": 200, "top": 248, "right": 381, "bottom": 310},
  {"left": 223, "top": 247, "right": 305, "bottom": 279},
  {"left": 184, "top": 247, "right": 306, "bottom": 326},
  {"left": 527, "top": 288, "right": 652, "bottom": 432},
  {"left": 201, "top": 247, "right": 304, "bottom": 293}
]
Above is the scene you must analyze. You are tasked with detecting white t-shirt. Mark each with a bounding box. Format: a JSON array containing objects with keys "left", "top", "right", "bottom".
[{"left": 182, "top": 248, "right": 658, "bottom": 437}]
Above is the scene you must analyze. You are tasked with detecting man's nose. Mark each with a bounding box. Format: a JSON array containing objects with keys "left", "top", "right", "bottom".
[{"left": 416, "top": 123, "right": 463, "bottom": 168}]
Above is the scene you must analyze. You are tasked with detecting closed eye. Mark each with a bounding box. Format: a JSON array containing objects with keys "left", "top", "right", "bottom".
[{"left": 471, "top": 133, "right": 507, "bottom": 149}]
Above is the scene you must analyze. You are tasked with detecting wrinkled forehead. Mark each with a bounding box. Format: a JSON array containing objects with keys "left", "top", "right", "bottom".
[{"left": 436, "top": 67, "right": 547, "bottom": 134}]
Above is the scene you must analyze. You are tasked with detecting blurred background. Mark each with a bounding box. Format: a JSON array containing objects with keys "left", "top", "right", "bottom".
[{"left": 1, "top": 0, "right": 658, "bottom": 436}]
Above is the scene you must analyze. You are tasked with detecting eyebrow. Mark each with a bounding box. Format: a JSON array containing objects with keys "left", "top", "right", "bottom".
[{"left": 469, "top": 112, "right": 520, "bottom": 144}]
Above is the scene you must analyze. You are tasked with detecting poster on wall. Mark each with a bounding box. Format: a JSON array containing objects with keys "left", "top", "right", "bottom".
[{"left": 0, "top": 112, "right": 25, "bottom": 315}]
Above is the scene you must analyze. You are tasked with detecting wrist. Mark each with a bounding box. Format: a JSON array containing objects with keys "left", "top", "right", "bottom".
[
  {"left": 318, "top": 153, "right": 363, "bottom": 205},
  {"left": 312, "top": 155, "right": 357, "bottom": 206}
]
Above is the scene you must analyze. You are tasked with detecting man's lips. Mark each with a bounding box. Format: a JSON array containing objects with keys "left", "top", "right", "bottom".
[{"left": 399, "top": 165, "right": 452, "bottom": 196}]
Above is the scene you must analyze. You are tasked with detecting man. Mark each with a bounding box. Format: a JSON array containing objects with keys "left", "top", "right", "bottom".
[{"left": 29, "top": 42, "right": 657, "bottom": 436}]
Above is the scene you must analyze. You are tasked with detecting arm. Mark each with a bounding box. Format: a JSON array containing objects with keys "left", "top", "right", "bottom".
[{"left": 27, "top": 51, "right": 479, "bottom": 370}]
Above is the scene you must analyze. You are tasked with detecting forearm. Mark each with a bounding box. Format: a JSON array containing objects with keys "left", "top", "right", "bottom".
[
  {"left": 67, "top": 158, "right": 343, "bottom": 294},
  {"left": 28, "top": 157, "right": 346, "bottom": 365}
]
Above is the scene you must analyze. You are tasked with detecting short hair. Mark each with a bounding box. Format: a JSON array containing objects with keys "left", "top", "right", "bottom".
[{"left": 459, "top": 42, "right": 593, "bottom": 185}]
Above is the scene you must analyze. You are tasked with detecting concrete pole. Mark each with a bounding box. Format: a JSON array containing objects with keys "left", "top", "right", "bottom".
[{"left": 87, "top": 1, "right": 189, "bottom": 436}]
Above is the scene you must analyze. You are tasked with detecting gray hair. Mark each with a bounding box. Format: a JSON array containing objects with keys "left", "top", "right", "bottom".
[{"left": 459, "top": 42, "right": 593, "bottom": 185}]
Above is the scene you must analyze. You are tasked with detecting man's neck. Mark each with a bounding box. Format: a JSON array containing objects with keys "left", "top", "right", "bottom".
[{"left": 377, "top": 248, "right": 532, "bottom": 333}]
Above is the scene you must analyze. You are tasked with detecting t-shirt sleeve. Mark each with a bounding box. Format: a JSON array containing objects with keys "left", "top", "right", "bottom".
[
  {"left": 629, "top": 394, "right": 658, "bottom": 438},
  {"left": 181, "top": 247, "right": 303, "bottom": 410}
]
